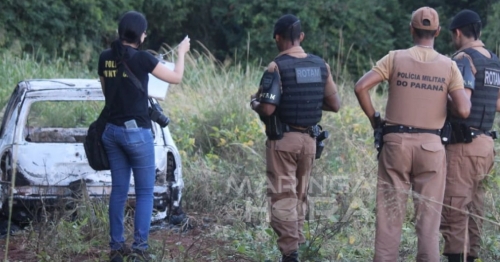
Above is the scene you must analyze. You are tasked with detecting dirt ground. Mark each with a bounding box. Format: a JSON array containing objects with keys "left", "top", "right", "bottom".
[{"left": 0, "top": 214, "right": 255, "bottom": 262}]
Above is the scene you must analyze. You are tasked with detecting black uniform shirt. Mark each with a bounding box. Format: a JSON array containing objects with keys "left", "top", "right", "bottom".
[{"left": 98, "top": 46, "right": 159, "bottom": 128}]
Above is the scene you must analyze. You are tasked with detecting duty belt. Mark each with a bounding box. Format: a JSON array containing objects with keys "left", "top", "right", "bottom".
[
  {"left": 383, "top": 125, "right": 441, "bottom": 136},
  {"left": 471, "top": 129, "right": 497, "bottom": 139},
  {"left": 283, "top": 124, "right": 309, "bottom": 133},
  {"left": 283, "top": 124, "right": 320, "bottom": 137}
]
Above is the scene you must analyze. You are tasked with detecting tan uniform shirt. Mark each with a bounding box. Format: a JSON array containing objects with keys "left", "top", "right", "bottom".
[
  {"left": 266, "top": 46, "right": 338, "bottom": 98},
  {"left": 373, "top": 46, "right": 464, "bottom": 91},
  {"left": 372, "top": 46, "right": 465, "bottom": 129}
]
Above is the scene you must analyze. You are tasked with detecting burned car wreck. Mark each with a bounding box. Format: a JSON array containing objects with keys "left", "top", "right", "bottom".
[{"left": 0, "top": 79, "right": 184, "bottom": 227}]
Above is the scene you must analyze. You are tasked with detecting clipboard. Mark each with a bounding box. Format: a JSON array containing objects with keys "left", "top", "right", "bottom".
[{"left": 148, "top": 61, "right": 175, "bottom": 101}]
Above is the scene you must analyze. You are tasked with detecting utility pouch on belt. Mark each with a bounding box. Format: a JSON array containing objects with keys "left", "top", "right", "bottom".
[
  {"left": 265, "top": 115, "right": 284, "bottom": 140},
  {"left": 491, "top": 131, "right": 498, "bottom": 139},
  {"left": 450, "top": 122, "right": 473, "bottom": 144},
  {"left": 440, "top": 121, "right": 452, "bottom": 145}
]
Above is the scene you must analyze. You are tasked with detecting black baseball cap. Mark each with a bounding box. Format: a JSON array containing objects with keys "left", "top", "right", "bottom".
[
  {"left": 449, "top": 9, "right": 481, "bottom": 30},
  {"left": 273, "top": 14, "right": 301, "bottom": 39}
]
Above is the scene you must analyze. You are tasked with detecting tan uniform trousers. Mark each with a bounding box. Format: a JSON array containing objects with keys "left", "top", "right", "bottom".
[
  {"left": 266, "top": 131, "right": 316, "bottom": 256},
  {"left": 440, "top": 134, "right": 494, "bottom": 257},
  {"left": 374, "top": 133, "right": 446, "bottom": 262}
]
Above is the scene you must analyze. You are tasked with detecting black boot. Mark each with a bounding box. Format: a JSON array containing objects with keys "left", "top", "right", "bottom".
[
  {"left": 281, "top": 251, "right": 299, "bottom": 262},
  {"left": 467, "top": 256, "right": 477, "bottom": 262},
  {"left": 445, "top": 253, "right": 465, "bottom": 262},
  {"left": 109, "top": 245, "right": 132, "bottom": 262},
  {"left": 130, "top": 249, "right": 154, "bottom": 262}
]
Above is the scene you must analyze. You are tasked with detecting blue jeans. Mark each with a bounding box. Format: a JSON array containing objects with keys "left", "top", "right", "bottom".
[{"left": 102, "top": 123, "right": 155, "bottom": 251}]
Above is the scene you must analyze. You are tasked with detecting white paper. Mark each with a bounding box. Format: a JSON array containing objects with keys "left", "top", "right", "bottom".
[{"left": 148, "top": 61, "right": 175, "bottom": 101}]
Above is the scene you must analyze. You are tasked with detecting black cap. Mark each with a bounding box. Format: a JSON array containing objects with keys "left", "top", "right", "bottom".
[
  {"left": 273, "top": 14, "right": 300, "bottom": 39},
  {"left": 449, "top": 9, "right": 481, "bottom": 30}
]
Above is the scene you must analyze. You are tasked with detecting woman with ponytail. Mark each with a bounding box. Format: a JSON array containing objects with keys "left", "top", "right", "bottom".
[{"left": 97, "top": 10, "right": 190, "bottom": 262}]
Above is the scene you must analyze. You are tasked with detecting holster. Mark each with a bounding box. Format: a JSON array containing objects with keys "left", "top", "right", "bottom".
[
  {"left": 315, "top": 127, "right": 329, "bottom": 159},
  {"left": 373, "top": 112, "right": 384, "bottom": 159},
  {"left": 373, "top": 127, "right": 383, "bottom": 158},
  {"left": 440, "top": 121, "right": 452, "bottom": 145},
  {"left": 265, "top": 115, "right": 284, "bottom": 140},
  {"left": 449, "top": 122, "right": 473, "bottom": 144}
]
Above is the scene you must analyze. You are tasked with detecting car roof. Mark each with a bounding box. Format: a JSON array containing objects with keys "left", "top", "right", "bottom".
[{"left": 19, "top": 79, "right": 101, "bottom": 91}]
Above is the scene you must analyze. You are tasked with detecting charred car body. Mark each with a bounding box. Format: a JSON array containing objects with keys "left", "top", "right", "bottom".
[{"left": 0, "top": 79, "right": 184, "bottom": 224}]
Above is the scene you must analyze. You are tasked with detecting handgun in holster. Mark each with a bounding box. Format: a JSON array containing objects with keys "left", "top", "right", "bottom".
[
  {"left": 315, "top": 126, "right": 329, "bottom": 159},
  {"left": 373, "top": 112, "right": 384, "bottom": 159}
]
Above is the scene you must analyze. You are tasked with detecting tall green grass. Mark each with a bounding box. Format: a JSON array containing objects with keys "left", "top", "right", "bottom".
[
  {"left": 0, "top": 51, "right": 93, "bottom": 109},
  {"left": 0, "top": 48, "right": 499, "bottom": 261}
]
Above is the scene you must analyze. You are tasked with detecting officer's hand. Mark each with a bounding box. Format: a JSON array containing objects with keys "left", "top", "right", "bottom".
[{"left": 178, "top": 36, "right": 190, "bottom": 55}]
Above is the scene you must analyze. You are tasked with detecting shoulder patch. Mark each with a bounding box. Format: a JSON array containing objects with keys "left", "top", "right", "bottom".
[
  {"left": 454, "top": 56, "right": 475, "bottom": 89},
  {"left": 261, "top": 71, "right": 275, "bottom": 91},
  {"left": 295, "top": 67, "right": 322, "bottom": 83},
  {"left": 259, "top": 70, "right": 281, "bottom": 105}
]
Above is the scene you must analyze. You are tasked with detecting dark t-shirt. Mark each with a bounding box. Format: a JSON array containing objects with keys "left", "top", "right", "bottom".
[{"left": 98, "top": 46, "right": 159, "bottom": 128}]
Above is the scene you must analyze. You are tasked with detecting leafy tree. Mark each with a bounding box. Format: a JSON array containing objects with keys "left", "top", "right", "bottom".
[{"left": 1, "top": 0, "right": 499, "bottom": 75}]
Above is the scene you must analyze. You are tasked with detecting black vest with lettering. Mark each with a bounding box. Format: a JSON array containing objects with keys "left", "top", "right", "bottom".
[
  {"left": 274, "top": 54, "right": 327, "bottom": 127},
  {"left": 449, "top": 48, "right": 500, "bottom": 131}
]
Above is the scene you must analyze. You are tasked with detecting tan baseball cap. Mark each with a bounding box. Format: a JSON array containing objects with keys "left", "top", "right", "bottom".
[{"left": 411, "top": 7, "right": 439, "bottom": 30}]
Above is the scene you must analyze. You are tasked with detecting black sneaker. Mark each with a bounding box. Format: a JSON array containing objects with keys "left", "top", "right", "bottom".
[
  {"left": 281, "top": 251, "right": 299, "bottom": 262},
  {"left": 109, "top": 246, "right": 132, "bottom": 262},
  {"left": 467, "top": 256, "right": 477, "bottom": 262},
  {"left": 129, "top": 249, "right": 155, "bottom": 262}
]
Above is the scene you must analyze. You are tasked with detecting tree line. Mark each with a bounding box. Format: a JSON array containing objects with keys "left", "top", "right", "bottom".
[{"left": 1, "top": 0, "right": 499, "bottom": 78}]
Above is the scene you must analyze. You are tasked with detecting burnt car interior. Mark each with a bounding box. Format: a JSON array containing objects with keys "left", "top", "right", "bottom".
[{"left": 24, "top": 100, "right": 103, "bottom": 143}]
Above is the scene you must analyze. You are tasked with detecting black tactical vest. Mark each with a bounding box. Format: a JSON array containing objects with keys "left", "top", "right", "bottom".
[
  {"left": 274, "top": 54, "right": 327, "bottom": 127},
  {"left": 449, "top": 48, "right": 500, "bottom": 131}
]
